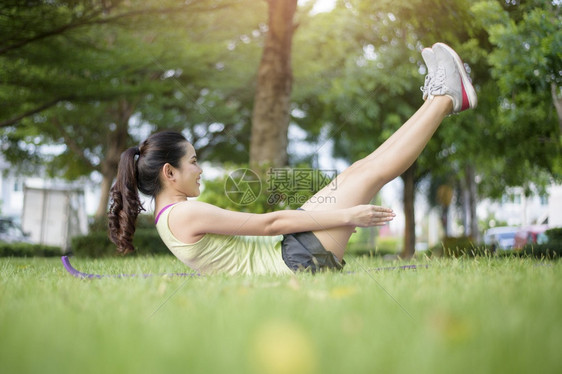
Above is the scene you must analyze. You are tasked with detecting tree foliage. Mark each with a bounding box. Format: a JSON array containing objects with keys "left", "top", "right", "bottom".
[
  {"left": 0, "top": 0, "right": 266, "bottom": 216},
  {"left": 469, "top": 0, "right": 562, "bottom": 196}
]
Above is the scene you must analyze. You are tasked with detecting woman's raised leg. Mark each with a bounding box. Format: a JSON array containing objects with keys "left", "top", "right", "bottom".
[{"left": 300, "top": 96, "right": 452, "bottom": 259}]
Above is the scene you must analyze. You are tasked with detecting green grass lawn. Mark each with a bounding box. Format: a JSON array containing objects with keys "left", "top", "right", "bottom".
[{"left": 1, "top": 255, "right": 561, "bottom": 374}]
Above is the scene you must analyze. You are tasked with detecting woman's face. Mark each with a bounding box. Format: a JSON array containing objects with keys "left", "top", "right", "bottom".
[{"left": 174, "top": 142, "right": 203, "bottom": 197}]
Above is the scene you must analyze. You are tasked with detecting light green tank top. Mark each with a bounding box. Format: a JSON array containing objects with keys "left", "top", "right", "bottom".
[{"left": 155, "top": 203, "right": 293, "bottom": 276}]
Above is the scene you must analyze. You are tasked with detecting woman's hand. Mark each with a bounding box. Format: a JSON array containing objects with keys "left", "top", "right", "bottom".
[{"left": 347, "top": 205, "right": 395, "bottom": 227}]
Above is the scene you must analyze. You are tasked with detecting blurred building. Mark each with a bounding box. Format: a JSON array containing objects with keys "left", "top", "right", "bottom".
[
  {"left": 0, "top": 155, "right": 88, "bottom": 250},
  {"left": 477, "top": 185, "right": 558, "bottom": 227},
  {"left": 0, "top": 155, "right": 24, "bottom": 219}
]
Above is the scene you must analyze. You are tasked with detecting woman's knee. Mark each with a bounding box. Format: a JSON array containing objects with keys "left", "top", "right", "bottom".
[
  {"left": 344, "top": 159, "right": 368, "bottom": 177},
  {"left": 350, "top": 159, "right": 387, "bottom": 185}
]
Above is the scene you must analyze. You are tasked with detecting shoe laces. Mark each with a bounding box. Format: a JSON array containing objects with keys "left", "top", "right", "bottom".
[
  {"left": 420, "top": 75, "right": 432, "bottom": 96},
  {"left": 430, "top": 66, "right": 447, "bottom": 94}
]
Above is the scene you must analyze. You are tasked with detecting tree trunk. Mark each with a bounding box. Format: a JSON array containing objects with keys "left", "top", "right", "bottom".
[
  {"left": 400, "top": 163, "right": 416, "bottom": 258},
  {"left": 94, "top": 99, "right": 135, "bottom": 218},
  {"left": 441, "top": 205, "right": 449, "bottom": 237},
  {"left": 461, "top": 164, "right": 478, "bottom": 240},
  {"left": 461, "top": 182, "right": 469, "bottom": 237},
  {"left": 249, "top": 0, "right": 297, "bottom": 168},
  {"left": 551, "top": 82, "right": 562, "bottom": 136},
  {"left": 436, "top": 184, "right": 453, "bottom": 237},
  {"left": 466, "top": 164, "right": 479, "bottom": 241},
  {"left": 96, "top": 174, "right": 114, "bottom": 219}
]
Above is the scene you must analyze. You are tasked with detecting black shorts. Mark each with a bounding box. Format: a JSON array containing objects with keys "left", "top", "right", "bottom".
[{"left": 281, "top": 231, "right": 345, "bottom": 274}]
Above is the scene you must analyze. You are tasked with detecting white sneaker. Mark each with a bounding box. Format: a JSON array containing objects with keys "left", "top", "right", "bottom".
[
  {"left": 420, "top": 47, "right": 437, "bottom": 101},
  {"left": 430, "top": 43, "right": 477, "bottom": 113}
]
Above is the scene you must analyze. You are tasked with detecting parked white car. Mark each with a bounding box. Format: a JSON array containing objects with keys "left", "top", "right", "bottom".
[{"left": 483, "top": 226, "right": 518, "bottom": 250}]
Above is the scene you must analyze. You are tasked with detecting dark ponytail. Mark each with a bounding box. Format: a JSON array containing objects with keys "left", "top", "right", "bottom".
[
  {"left": 108, "top": 131, "right": 189, "bottom": 254},
  {"left": 108, "top": 147, "right": 144, "bottom": 254}
]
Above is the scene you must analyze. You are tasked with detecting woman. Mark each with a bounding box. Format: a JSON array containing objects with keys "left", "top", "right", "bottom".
[{"left": 108, "top": 43, "right": 477, "bottom": 275}]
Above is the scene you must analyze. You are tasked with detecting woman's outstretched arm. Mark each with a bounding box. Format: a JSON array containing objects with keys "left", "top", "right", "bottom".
[{"left": 166, "top": 201, "right": 395, "bottom": 243}]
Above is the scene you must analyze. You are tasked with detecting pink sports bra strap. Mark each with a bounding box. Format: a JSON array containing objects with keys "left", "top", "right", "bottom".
[{"left": 155, "top": 203, "right": 177, "bottom": 224}]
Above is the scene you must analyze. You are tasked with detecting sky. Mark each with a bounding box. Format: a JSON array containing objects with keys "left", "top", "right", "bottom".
[{"left": 300, "top": 0, "right": 337, "bottom": 14}]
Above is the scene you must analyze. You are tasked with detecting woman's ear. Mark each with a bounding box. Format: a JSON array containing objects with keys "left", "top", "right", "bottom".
[{"left": 161, "top": 163, "right": 175, "bottom": 182}]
